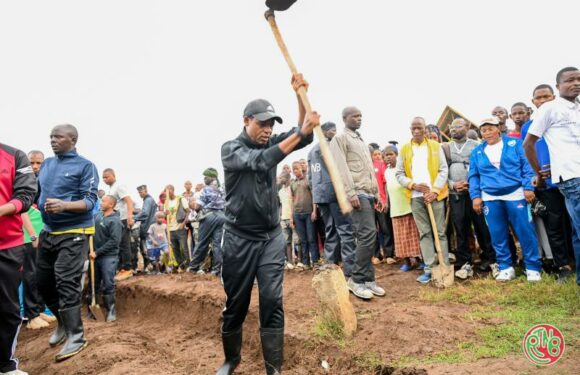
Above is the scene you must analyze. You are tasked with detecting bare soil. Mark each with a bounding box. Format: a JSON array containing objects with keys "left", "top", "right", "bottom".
[{"left": 17, "top": 264, "right": 579, "bottom": 374}]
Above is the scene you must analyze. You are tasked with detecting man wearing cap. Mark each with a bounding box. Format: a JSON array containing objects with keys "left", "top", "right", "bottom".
[
  {"left": 396, "top": 117, "right": 450, "bottom": 285},
  {"left": 469, "top": 117, "right": 541, "bottom": 282},
  {"left": 216, "top": 74, "right": 318, "bottom": 375},
  {"left": 134, "top": 185, "right": 157, "bottom": 272},
  {"left": 187, "top": 168, "right": 225, "bottom": 276},
  {"left": 524, "top": 66, "right": 580, "bottom": 286},
  {"left": 308, "top": 122, "right": 355, "bottom": 275}
]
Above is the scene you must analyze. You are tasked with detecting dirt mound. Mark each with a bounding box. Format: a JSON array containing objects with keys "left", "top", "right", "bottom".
[{"left": 18, "top": 264, "right": 574, "bottom": 374}]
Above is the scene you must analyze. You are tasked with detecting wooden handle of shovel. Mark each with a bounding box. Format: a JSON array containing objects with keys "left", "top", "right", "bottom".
[
  {"left": 426, "top": 203, "right": 447, "bottom": 267},
  {"left": 265, "top": 11, "right": 352, "bottom": 214},
  {"left": 89, "top": 235, "right": 97, "bottom": 305}
]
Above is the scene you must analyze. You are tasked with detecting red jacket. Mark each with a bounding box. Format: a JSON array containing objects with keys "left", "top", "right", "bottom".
[
  {"left": 0, "top": 143, "right": 37, "bottom": 250},
  {"left": 373, "top": 159, "right": 387, "bottom": 205}
]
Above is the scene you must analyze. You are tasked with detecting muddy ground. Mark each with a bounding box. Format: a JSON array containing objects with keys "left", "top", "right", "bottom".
[{"left": 17, "top": 264, "right": 579, "bottom": 374}]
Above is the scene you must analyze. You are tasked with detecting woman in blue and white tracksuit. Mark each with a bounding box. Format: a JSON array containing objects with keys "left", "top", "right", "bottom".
[{"left": 468, "top": 117, "right": 542, "bottom": 282}]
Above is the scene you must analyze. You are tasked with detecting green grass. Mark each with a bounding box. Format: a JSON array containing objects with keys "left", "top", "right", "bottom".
[
  {"left": 393, "top": 275, "right": 580, "bottom": 366},
  {"left": 311, "top": 312, "right": 347, "bottom": 349}
]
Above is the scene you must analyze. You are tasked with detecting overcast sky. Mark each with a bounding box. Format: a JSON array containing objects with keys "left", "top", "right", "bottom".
[{"left": 2, "top": 0, "right": 577, "bottom": 203}]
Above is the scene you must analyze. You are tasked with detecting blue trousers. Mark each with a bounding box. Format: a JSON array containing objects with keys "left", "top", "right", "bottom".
[
  {"left": 94, "top": 255, "right": 118, "bottom": 296},
  {"left": 319, "top": 202, "right": 356, "bottom": 277},
  {"left": 558, "top": 177, "right": 580, "bottom": 285},
  {"left": 293, "top": 212, "right": 319, "bottom": 266},
  {"left": 189, "top": 211, "right": 225, "bottom": 274},
  {"left": 484, "top": 199, "right": 542, "bottom": 272}
]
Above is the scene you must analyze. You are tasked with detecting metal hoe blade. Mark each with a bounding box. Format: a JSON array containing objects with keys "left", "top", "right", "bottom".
[{"left": 265, "top": 0, "right": 297, "bottom": 11}]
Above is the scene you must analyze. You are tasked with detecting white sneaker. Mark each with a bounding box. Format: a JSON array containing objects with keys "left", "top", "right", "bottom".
[
  {"left": 526, "top": 270, "right": 542, "bottom": 282},
  {"left": 495, "top": 267, "right": 516, "bottom": 282},
  {"left": 455, "top": 263, "right": 474, "bottom": 280},
  {"left": 490, "top": 263, "right": 500, "bottom": 279},
  {"left": 364, "top": 281, "right": 386, "bottom": 297},
  {"left": 347, "top": 278, "right": 373, "bottom": 300},
  {"left": 296, "top": 262, "right": 305, "bottom": 269},
  {"left": 448, "top": 253, "right": 456, "bottom": 263},
  {"left": 1, "top": 370, "right": 29, "bottom": 375}
]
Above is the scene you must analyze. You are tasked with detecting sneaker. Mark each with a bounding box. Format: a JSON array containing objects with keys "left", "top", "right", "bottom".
[
  {"left": 371, "top": 257, "right": 381, "bottom": 265},
  {"left": 490, "top": 263, "right": 500, "bottom": 279},
  {"left": 115, "top": 269, "right": 133, "bottom": 281},
  {"left": 495, "top": 267, "right": 516, "bottom": 282},
  {"left": 455, "top": 264, "right": 474, "bottom": 280},
  {"left": 448, "top": 253, "right": 456, "bottom": 263},
  {"left": 196, "top": 269, "right": 206, "bottom": 275},
  {"left": 417, "top": 263, "right": 426, "bottom": 271},
  {"left": 286, "top": 262, "right": 295, "bottom": 270},
  {"left": 347, "top": 278, "right": 373, "bottom": 300},
  {"left": 39, "top": 312, "right": 57, "bottom": 323},
  {"left": 416, "top": 272, "right": 432, "bottom": 284},
  {"left": 557, "top": 267, "right": 573, "bottom": 284},
  {"left": 364, "top": 281, "right": 386, "bottom": 297},
  {"left": 27, "top": 316, "right": 49, "bottom": 330},
  {"left": 400, "top": 263, "right": 412, "bottom": 272},
  {"left": 526, "top": 270, "right": 542, "bottom": 282},
  {"left": 385, "top": 257, "right": 397, "bottom": 265},
  {"left": 296, "top": 262, "right": 305, "bottom": 269},
  {"left": 1, "top": 370, "right": 29, "bottom": 375}
]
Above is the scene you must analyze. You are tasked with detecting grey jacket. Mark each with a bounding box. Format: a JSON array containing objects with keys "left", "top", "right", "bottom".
[
  {"left": 330, "top": 128, "right": 379, "bottom": 200},
  {"left": 308, "top": 141, "right": 336, "bottom": 204}
]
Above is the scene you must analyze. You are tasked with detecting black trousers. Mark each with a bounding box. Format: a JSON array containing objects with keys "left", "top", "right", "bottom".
[
  {"left": 536, "top": 188, "right": 572, "bottom": 267},
  {"left": 221, "top": 230, "right": 285, "bottom": 333},
  {"left": 375, "top": 209, "right": 395, "bottom": 258},
  {"left": 0, "top": 245, "right": 26, "bottom": 373},
  {"left": 37, "top": 233, "right": 87, "bottom": 310},
  {"left": 449, "top": 194, "right": 495, "bottom": 267},
  {"left": 170, "top": 229, "right": 190, "bottom": 268},
  {"left": 351, "top": 196, "right": 377, "bottom": 283},
  {"left": 119, "top": 219, "right": 132, "bottom": 271},
  {"left": 22, "top": 243, "right": 43, "bottom": 319}
]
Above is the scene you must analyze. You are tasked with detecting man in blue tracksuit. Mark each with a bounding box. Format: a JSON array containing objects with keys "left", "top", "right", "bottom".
[
  {"left": 37, "top": 124, "right": 99, "bottom": 361},
  {"left": 307, "top": 122, "right": 355, "bottom": 276},
  {"left": 468, "top": 117, "right": 542, "bottom": 282}
]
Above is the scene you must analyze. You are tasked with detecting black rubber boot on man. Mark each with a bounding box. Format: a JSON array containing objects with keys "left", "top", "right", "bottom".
[
  {"left": 216, "top": 327, "right": 242, "bottom": 375},
  {"left": 103, "top": 294, "right": 117, "bottom": 322},
  {"left": 55, "top": 305, "right": 88, "bottom": 362},
  {"left": 48, "top": 304, "right": 66, "bottom": 347},
  {"left": 260, "top": 327, "right": 284, "bottom": 375}
]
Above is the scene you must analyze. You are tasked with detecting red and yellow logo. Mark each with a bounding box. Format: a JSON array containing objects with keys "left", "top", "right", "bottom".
[{"left": 522, "top": 324, "right": 565, "bottom": 366}]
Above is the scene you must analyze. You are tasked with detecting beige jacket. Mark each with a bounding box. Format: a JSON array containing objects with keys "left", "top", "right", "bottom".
[{"left": 330, "top": 128, "right": 379, "bottom": 200}]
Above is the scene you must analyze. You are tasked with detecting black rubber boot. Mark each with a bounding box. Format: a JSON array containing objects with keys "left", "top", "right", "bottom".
[
  {"left": 48, "top": 304, "right": 66, "bottom": 347},
  {"left": 260, "top": 327, "right": 284, "bottom": 375},
  {"left": 216, "top": 326, "right": 242, "bottom": 375},
  {"left": 55, "top": 305, "right": 88, "bottom": 362},
  {"left": 103, "top": 294, "right": 117, "bottom": 322}
]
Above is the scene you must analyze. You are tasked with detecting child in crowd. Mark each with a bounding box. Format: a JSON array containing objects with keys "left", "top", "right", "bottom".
[
  {"left": 278, "top": 173, "right": 295, "bottom": 269},
  {"left": 92, "top": 195, "right": 122, "bottom": 322},
  {"left": 147, "top": 211, "right": 169, "bottom": 274},
  {"left": 290, "top": 161, "right": 318, "bottom": 269},
  {"left": 383, "top": 146, "right": 423, "bottom": 271}
]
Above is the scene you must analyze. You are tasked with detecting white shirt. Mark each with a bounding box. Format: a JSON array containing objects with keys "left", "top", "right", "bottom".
[
  {"left": 410, "top": 143, "right": 432, "bottom": 198},
  {"left": 106, "top": 182, "right": 130, "bottom": 220},
  {"left": 528, "top": 96, "right": 580, "bottom": 182},
  {"left": 482, "top": 140, "right": 524, "bottom": 201}
]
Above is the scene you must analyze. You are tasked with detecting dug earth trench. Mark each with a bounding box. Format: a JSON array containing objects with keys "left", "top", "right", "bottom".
[{"left": 17, "top": 264, "right": 578, "bottom": 374}]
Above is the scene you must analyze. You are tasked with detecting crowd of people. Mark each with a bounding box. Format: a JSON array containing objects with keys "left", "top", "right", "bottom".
[{"left": 0, "top": 66, "right": 578, "bottom": 375}]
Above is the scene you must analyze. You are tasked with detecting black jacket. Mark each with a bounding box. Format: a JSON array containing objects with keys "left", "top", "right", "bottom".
[
  {"left": 94, "top": 211, "right": 122, "bottom": 257},
  {"left": 134, "top": 194, "right": 157, "bottom": 238},
  {"left": 221, "top": 127, "right": 312, "bottom": 240}
]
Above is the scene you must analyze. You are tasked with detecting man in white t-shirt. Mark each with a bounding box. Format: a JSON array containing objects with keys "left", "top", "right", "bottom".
[
  {"left": 102, "top": 168, "right": 135, "bottom": 281},
  {"left": 524, "top": 66, "right": 580, "bottom": 286}
]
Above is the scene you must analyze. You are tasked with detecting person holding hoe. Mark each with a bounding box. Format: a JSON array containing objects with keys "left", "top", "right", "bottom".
[{"left": 216, "top": 73, "right": 317, "bottom": 375}]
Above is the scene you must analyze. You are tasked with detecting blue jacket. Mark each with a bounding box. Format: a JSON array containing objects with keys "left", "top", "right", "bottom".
[
  {"left": 468, "top": 136, "right": 535, "bottom": 200},
  {"left": 308, "top": 141, "right": 337, "bottom": 204},
  {"left": 521, "top": 120, "right": 556, "bottom": 189},
  {"left": 38, "top": 149, "right": 99, "bottom": 232}
]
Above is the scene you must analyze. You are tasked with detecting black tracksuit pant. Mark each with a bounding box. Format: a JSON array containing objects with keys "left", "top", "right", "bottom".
[
  {"left": 449, "top": 193, "right": 495, "bottom": 267},
  {"left": 22, "top": 243, "right": 43, "bottom": 319},
  {"left": 37, "top": 233, "right": 87, "bottom": 310},
  {"left": 536, "top": 188, "right": 572, "bottom": 267},
  {"left": 0, "top": 245, "right": 26, "bottom": 373},
  {"left": 119, "top": 219, "right": 132, "bottom": 271},
  {"left": 221, "top": 230, "right": 285, "bottom": 333}
]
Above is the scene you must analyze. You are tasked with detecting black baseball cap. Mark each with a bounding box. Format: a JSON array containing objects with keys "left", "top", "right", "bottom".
[{"left": 243, "top": 99, "right": 283, "bottom": 124}]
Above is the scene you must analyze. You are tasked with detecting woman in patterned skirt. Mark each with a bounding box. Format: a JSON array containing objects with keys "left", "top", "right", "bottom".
[{"left": 383, "top": 146, "right": 423, "bottom": 271}]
